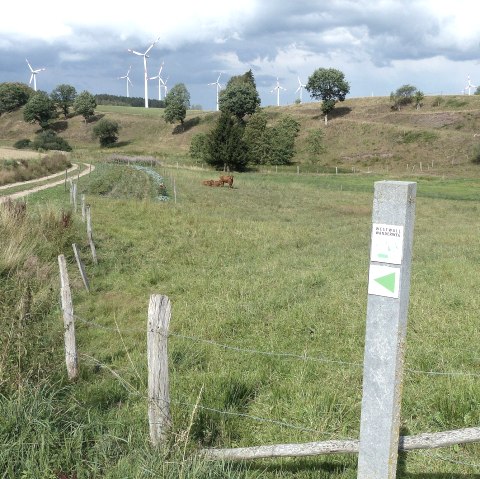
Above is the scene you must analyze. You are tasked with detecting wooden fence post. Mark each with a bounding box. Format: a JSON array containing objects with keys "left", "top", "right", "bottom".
[
  {"left": 69, "top": 179, "right": 73, "bottom": 204},
  {"left": 357, "top": 181, "right": 417, "bottom": 479},
  {"left": 72, "top": 243, "right": 90, "bottom": 292},
  {"left": 81, "top": 194, "right": 86, "bottom": 222},
  {"left": 58, "top": 254, "right": 79, "bottom": 380},
  {"left": 147, "top": 294, "right": 172, "bottom": 447},
  {"left": 64, "top": 168, "right": 68, "bottom": 192},
  {"left": 86, "top": 205, "right": 98, "bottom": 265},
  {"left": 72, "top": 183, "right": 77, "bottom": 213}
]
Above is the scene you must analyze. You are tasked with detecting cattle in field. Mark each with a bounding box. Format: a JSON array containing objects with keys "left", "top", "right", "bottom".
[
  {"left": 219, "top": 175, "right": 234, "bottom": 188},
  {"left": 202, "top": 180, "right": 214, "bottom": 186},
  {"left": 213, "top": 180, "right": 223, "bottom": 186}
]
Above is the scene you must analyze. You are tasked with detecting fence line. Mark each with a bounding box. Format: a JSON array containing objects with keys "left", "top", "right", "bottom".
[
  {"left": 79, "top": 352, "right": 333, "bottom": 437},
  {"left": 73, "top": 314, "right": 480, "bottom": 379}
]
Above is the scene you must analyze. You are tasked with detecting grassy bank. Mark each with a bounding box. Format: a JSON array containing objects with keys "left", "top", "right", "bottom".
[{"left": 1, "top": 163, "right": 478, "bottom": 477}]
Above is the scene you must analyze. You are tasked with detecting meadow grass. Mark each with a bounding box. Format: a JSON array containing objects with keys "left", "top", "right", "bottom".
[{"left": 3, "top": 164, "right": 478, "bottom": 477}]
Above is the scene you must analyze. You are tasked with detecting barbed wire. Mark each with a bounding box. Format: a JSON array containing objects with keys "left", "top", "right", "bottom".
[
  {"left": 80, "top": 353, "right": 334, "bottom": 438},
  {"left": 73, "top": 313, "right": 480, "bottom": 379}
]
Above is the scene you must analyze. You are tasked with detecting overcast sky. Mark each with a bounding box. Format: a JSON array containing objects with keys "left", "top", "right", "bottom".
[{"left": 1, "top": 0, "right": 479, "bottom": 110}]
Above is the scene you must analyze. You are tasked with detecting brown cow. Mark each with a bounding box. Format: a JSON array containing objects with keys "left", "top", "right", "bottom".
[
  {"left": 202, "top": 180, "right": 214, "bottom": 186},
  {"left": 213, "top": 180, "right": 223, "bottom": 187},
  {"left": 219, "top": 175, "right": 234, "bottom": 188}
]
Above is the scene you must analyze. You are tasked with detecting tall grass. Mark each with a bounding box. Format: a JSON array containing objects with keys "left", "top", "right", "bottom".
[
  {"left": 1, "top": 166, "right": 479, "bottom": 477},
  {"left": 0, "top": 153, "right": 71, "bottom": 186}
]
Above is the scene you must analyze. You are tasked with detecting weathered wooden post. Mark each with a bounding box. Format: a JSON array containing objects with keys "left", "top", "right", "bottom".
[
  {"left": 64, "top": 168, "right": 68, "bottom": 191},
  {"left": 173, "top": 178, "right": 177, "bottom": 204},
  {"left": 58, "top": 254, "right": 79, "bottom": 380},
  {"left": 81, "top": 194, "right": 86, "bottom": 222},
  {"left": 147, "top": 294, "right": 172, "bottom": 447},
  {"left": 72, "top": 243, "right": 90, "bottom": 292},
  {"left": 72, "top": 182, "right": 77, "bottom": 213},
  {"left": 357, "top": 181, "right": 416, "bottom": 479},
  {"left": 86, "top": 205, "right": 98, "bottom": 265},
  {"left": 69, "top": 179, "right": 73, "bottom": 204},
  {"left": 297, "top": 165, "right": 300, "bottom": 175}
]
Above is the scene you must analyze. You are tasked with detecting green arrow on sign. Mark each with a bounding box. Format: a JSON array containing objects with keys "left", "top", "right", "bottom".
[{"left": 375, "top": 272, "right": 396, "bottom": 293}]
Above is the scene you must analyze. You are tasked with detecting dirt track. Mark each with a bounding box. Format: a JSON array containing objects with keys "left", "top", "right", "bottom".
[{"left": 0, "top": 163, "right": 95, "bottom": 202}]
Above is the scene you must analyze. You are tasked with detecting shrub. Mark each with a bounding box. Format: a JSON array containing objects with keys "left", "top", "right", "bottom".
[
  {"left": 92, "top": 118, "right": 120, "bottom": 147},
  {"left": 472, "top": 144, "right": 480, "bottom": 164},
  {"left": 32, "top": 131, "right": 72, "bottom": 152},
  {"left": 0, "top": 82, "right": 33, "bottom": 114},
  {"left": 13, "top": 139, "right": 32, "bottom": 149}
]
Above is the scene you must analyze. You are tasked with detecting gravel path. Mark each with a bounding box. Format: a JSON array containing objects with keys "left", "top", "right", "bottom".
[{"left": 0, "top": 163, "right": 95, "bottom": 202}]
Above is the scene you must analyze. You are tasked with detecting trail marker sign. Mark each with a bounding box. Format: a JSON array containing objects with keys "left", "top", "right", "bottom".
[
  {"left": 368, "top": 265, "right": 400, "bottom": 298},
  {"left": 370, "top": 224, "right": 404, "bottom": 264}
]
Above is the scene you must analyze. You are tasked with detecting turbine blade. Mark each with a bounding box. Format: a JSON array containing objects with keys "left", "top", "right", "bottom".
[
  {"left": 29, "top": 74, "right": 34, "bottom": 84},
  {"left": 26, "top": 59, "right": 34, "bottom": 72}
]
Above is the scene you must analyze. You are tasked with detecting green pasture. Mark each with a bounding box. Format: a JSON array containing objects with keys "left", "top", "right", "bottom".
[{"left": 2, "top": 163, "right": 478, "bottom": 478}]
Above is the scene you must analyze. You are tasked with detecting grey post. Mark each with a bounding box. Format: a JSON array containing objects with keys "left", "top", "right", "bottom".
[
  {"left": 72, "top": 243, "right": 90, "bottom": 292},
  {"left": 58, "top": 254, "right": 79, "bottom": 380},
  {"left": 357, "top": 181, "right": 416, "bottom": 479},
  {"left": 147, "top": 294, "right": 172, "bottom": 447}
]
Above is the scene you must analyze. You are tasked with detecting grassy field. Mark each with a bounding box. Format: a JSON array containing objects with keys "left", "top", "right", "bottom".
[
  {"left": 1, "top": 161, "right": 478, "bottom": 478},
  {"left": 1, "top": 94, "right": 480, "bottom": 176}
]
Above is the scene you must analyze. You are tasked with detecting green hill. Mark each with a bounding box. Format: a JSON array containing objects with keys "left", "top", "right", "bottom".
[{"left": 1, "top": 95, "right": 480, "bottom": 176}]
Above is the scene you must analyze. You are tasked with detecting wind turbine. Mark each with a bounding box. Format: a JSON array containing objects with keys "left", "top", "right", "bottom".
[
  {"left": 295, "top": 76, "right": 306, "bottom": 103},
  {"left": 118, "top": 66, "right": 133, "bottom": 98},
  {"left": 162, "top": 77, "right": 169, "bottom": 98},
  {"left": 208, "top": 73, "right": 223, "bottom": 111},
  {"left": 128, "top": 36, "right": 160, "bottom": 108},
  {"left": 25, "top": 59, "right": 45, "bottom": 92},
  {"left": 464, "top": 75, "right": 477, "bottom": 95},
  {"left": 149, "top": 62, "right": 165, "bottom": 100},
  {"left": 271, "top": 77, "right": 286, "bottom": 106}
]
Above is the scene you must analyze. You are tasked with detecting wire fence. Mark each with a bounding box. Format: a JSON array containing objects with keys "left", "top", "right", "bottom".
[{"left": 74, "top": 313, "right": 480, "bottom": 380}]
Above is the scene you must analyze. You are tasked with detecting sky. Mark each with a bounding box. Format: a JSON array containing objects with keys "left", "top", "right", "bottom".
[{"left": 1, "top": 0, "right": 479, "bottom": 111}]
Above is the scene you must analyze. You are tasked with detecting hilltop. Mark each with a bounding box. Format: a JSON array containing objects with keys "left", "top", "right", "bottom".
[{"left": 1, "top": 95, "right": 480, "bottom": 176}]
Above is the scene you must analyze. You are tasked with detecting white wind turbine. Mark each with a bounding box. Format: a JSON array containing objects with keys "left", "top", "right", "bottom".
[
  {"left": 208, "top": 73, "right": 223, "bottom": 111},
  {"left": 271, "top": 77, "right": 286, "bottom": 106},
  {"left": 128, "top": 36, "right": 160, "bottom": 108},
  {"left": 25, "top": 59, "right": 45, "bottom": 92},
  {"left": 162, "top": 77, "right": 169, "bottom": 98},
  {"left": 118, "top": 66, "right": 133, "bottom": 98},
  {"left": 295, "top": 76, "right": 306, "bottom": 103},
  {"left": 149, "top": 62, "right": 165, "bottom": 100},
  {"left": 464, "top": 75, "right": 477, "bottom": 95}
]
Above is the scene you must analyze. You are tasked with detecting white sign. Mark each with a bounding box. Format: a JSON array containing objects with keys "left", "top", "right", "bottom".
[
  {"left": 370, "top": 223, "right": 404, "bottom": 265},
  {"left": 368, "top": 264, "right": 400, "bottom": 299}
]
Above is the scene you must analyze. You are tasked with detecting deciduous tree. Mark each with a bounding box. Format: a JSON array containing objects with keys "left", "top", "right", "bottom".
[
  {"left": 306, "top": 68, "right": 350, "bottom": 125},
  {"left": 73, "top": 91, "right": 97, "bottom": 123},
  {"left": 0, "top": 82, "right": 33, "bottom": 115},
  {"left": 23, "top": 91, "right": 57, "bottom": 129},
  {"left": 164, "top": 83, "right": 190, "bottom": 128},
  {"left": 51, "top": 84, "right": 77, "bottom": 118},
  {"left": 219, "top": 70, "right": 260, "bottom": 121},
  {"left": 92, "top": 118, "right": 120, "bottom": 147}
]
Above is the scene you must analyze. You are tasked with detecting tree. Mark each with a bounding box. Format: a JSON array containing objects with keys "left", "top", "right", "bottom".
[
  {"left": 305, "top": 129, "right": 326, "bottom": 164},
  {"left": 414, "top": 90, "right": 425, "bottom": 110},
  {"left": 219, "top": 70, "right": 260, "bottom": 121},
  {"left": 189, "top": 133, "right": 210, "bottom": 161},
  {"left": 23, "top": 91, "right": 57, "bottom": 129},
  {"left": 390, "top": 84, "right": 417, "bottom": 111},
  {"left": 92, "top": 118, "right": 120, "bottom": 147},
  {"left": 164, "top": 83, "right": 190, "bottom": 127},
  {"left": 475, "top": 86, "right": 480, "bottom": 96},
  {"left": 73, "top": 91, "right": 97, "bottom": 123},
  {"left": 51, "top": 84, "right": 77, "bottom": 118},
  {"left": 306, "top": 68, "right": 350, "bottom": 125},
  {"left": 206, "top": 112, "right": 248, "bottom": 171},
  {"left": 0, "top": 82, "right": 33, "bottom": 115},
  {"left": 267, "top": 115, "right": 300, "bottom": 165},
  {"left": 243, "top": 109, "right": 270, "bottom": 164}
]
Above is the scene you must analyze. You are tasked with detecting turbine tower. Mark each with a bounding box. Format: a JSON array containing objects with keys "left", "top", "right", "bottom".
[
  {"left": 162, "top": 77, "right": 169, "bottom": 98},
  {"left": 271, "top": 77, "right": 286, "bottom": 106},
  {"left": 464, "top": 75, "right": 477, "bottom": 95},
  {"left": 118, "top": 66, "right": 133, "bottom": 98},
  {"left": 208, "top": 73, "right": 223, "bottom": 111},
  {"left": 295, "top": 76, "right": 306, "bottom": 103},
  {"left": 25, "top": 59, "right": 45, "bottom": 92},
  {"left": 128, "top": 36, "right": 160, "bottom": 108},
  {"left": 149, "top": 62, "right": 165, "bottom": 101}
]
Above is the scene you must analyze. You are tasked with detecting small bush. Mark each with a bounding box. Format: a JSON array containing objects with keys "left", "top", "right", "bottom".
[
  {"left": 472, "top": 144, "right": 480, "bottom": 164},
  {"left": 432, "top": 96, "right": 444, "bottom": 107},
  {"left": 32, "top": 131, "right": 72, "bottom": 152},
  {"left": 13, "top": 139, "right": 32, "bottom": 150},
  {"left": 92, "top": 118, "right": 120, "bottom": 147}
]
